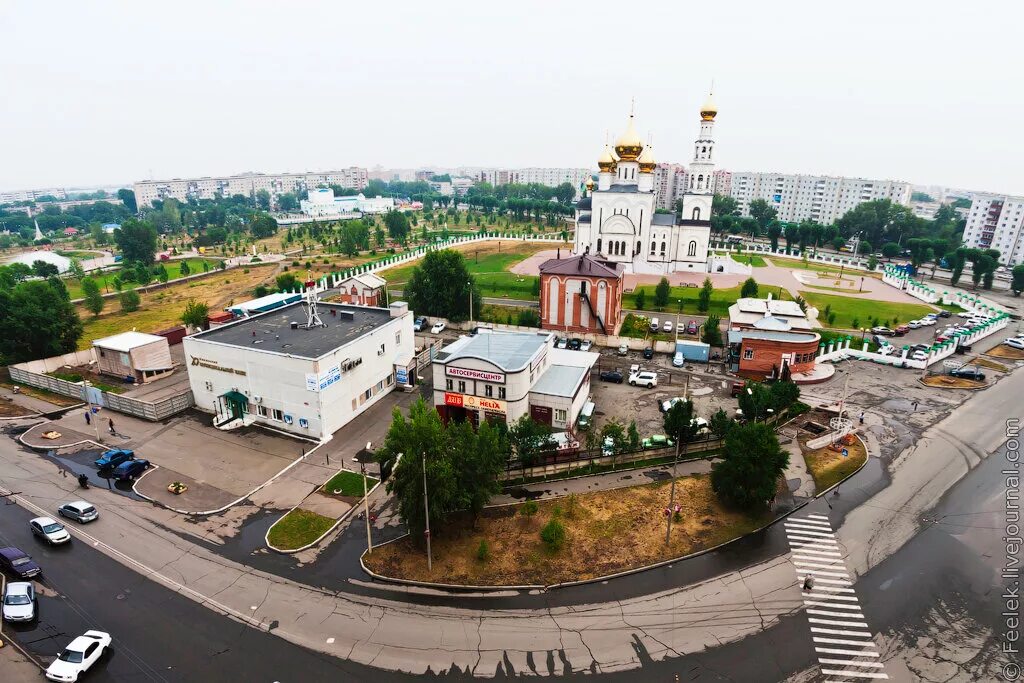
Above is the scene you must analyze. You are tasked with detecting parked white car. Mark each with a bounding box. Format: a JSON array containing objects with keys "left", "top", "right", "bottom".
[
  {"left": 672, "top": 351, "right": 684, "bottom": 367},
  {"left": 907, "top": 320, "right": 922, "bottom": 329},
  {"left": 580, "top": 340, "right": 593, "bottom": 352},
  {"left": 30, "top": 517, "right": 70, "bottom": 545},
  {"left": 649, "top": 317, "right": 660, "bottom": 332},
  {"left": 2, "top": 582, "right": 36, "bottom": 622},
  {"left": 919, "top": 317, "right": 936, "bottom": 326},
  {"left": 1003, "top": 337, "right": 1024, "bottom": 350},
  {"left": 430, "top": 321, "right": 446, "bottom": 334},
  {"left": 663, "top": 320, "right": 673, "bottom": 333},
  {"left": 628, "top": 370, "right": 658, "bottom": 388},
  {"left": 878, "top": 344, "right": 898, "bottom": 356},
  {"left": 910, "top": 350, "right": 928, "bottom": 361},
  {"left": 45, "top": 631, "right": 111, "bottom": 682}
]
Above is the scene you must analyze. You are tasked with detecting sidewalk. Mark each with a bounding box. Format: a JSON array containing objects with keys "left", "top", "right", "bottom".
[
  {"left": 491, "top": 457, "right": 714, "bottom": 505},
  {"left": 0, "top": 641, "right": 42, "bottom": 683}
]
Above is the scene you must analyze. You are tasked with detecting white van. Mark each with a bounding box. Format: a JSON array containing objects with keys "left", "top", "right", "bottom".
[
  {"left": 649, "top": 317, "right": 660, "bottom": 332},
  {"left": 577, "top": 401, "right": 596, "bottom": 428}
]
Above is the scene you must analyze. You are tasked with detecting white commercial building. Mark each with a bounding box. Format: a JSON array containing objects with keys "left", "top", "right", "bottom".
[
  {"left": 432, "top": 331, "right": 596, "bottom": 431},
  {"left": 574, "top": 93, "right": 720, "bottom": 274},
  {"left": 962, "top": 193, "right": 1024, "bottom": 266},
  {"left": 299, "top": 188, "right": 395, "bottom": 218},
  {"left": 728, "top": 172, "right": 911, "bottom": 224},
  {"left": 183, "top": 300, "right": 414, "bottom": 441},
  {"left": 134, "top": 168, "right": 368, "bottom": 209}
]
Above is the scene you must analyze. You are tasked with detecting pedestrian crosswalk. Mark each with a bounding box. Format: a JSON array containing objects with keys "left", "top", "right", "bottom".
[{"left": 784, "top": 513, "right": 889, "bottom": 681}]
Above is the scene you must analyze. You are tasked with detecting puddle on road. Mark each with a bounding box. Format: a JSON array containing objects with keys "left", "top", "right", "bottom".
[
  {"left": 44, "top": 448, "right": 146, "bottom": 501},
  {"left": 505, "top": 487, "right": 548, "bottom": 500}
]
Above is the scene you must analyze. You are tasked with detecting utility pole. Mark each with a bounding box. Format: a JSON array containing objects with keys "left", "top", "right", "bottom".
[
  {"left": 83, "top": 381, "right": 101, "bottom": 443},
  {"left": 665, "top": 435, "right": 680, "bottom": 545},
  {"left": 467, "top": 280, "right": 473, "bottom": 330},
  {"left": 422, "top": 450, "right": 432, "bottom": 572}
]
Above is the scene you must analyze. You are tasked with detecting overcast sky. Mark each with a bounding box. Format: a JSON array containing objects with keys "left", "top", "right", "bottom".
[{"left": 2, "top": 1, "right": 1019, "bottom": 195}]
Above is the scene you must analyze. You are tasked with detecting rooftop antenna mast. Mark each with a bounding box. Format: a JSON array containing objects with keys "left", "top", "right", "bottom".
[{"left": 302, "top": 270, "right": 326, "bottom": 329}]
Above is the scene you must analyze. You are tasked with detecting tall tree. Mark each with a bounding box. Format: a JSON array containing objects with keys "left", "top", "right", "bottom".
[
  {"left": 117, "top": 188, "right": 137, "bottom": 213},
  {"left": 250, "top": 213, "right": 279, "bottom": 239},
  {"left": 748, "top": 199, "right": 777, "bottom": 234},
  {"left": 740, "top": 277, "right": 759, "bottom": 298},
  {"left": 0, "top": 280, "right": 83, "bottom": 364},
  {"left": 697, "top": 277, "right": 713, "bottom": 313},
  {"left": 701, "top": 313, "right": 723, "bottom": 346},
  {"left": 712, "top": 194, "right": 739, "bottom": 217},
  {"left": 711, "top": 423, "right": 789, "bottom": 509},
  {"left": 81, "top": 277, "right": 104, "bottom": 316},
  {"left": 766, "top": 221, "right": 782, "bottom": 251},
  {"left": 384, "top": 210, "right": 411, "bottom": 243},
  {"left": 255, "top": 190, "right": 271, "bottom": 211},
  {"left": 403, "top": 249, "right": 482, "bottom": 322},
  {"left": 448, "top": 420, "right": 507, "bottom": 525},
  {"left": 654, "top": 277, "right": 671, "bottom": 309},
  {"left": 114, "top": 219, "right": 158, "bottom": 264},
  {"left": 180, "top": 298, "right": 210, "bottom": 331},
  {"left": 507, "top": 414, "right": 554, "bottom": 469},
  {"left": 1012, "top": 265, "right": 1024, "bottom": 296}
]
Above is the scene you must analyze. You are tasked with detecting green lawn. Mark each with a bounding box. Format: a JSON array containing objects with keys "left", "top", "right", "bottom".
[
  {"left": 770, "top": 255, "right": 879, "bottom": 277},
  {"left": 267, "top": 508, "right": 336, "bottom": 551},
  {"left": 57, "top": 250, "right": 100, "bottom": 259},
  {"left": 625, "top": 283, "right": 782, "bottom": 318},
  {"left": 321, "top": 469, "right": 377, "bottom": 498},
  {"left": 66, "top": 258, "right": 217, "bottom": 299},
  {"left": 476, "top": 272, "right": 539, "bottom": 300},
  {"left": 799, "top": 290, "right": 935, "bottom": 329},
  {"left": 729, "top": 252, "right": 767, "bottom": 267}
]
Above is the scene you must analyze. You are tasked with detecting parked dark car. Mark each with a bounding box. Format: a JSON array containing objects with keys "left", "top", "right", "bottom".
[
  {"left": 0, "top": 547, "right": 41, "bottom": 579},
  {"left": 412, "top": 316, "right": 427, "bottom": 332},
  {"left": 938, "top": 310, "right": 952, "bottom": 318},
  {"left": 950, "top": 367, "right": 985, "bottom": 381},
  {"left": 730, "top": 381, "right": 745, "bottom": 397},
  {"left": 599, "top": 369, "right": 623, "bottom": 384},
  {"left": 113, "top": 459, "right": 150, "bottom": 481},
  {"left": 686, "top": 320, "right": 699, "bottom": 335},
  {"left": 94, "top": 448, "right": 134, "bottom": 470},
  {"left": 871, "top": 326, "right": 895, "bottom": 336},
  {"left": 642, "top": 347, "right": 654, "bottom": 360},
  {"left": 567, "top": 338, "right": 582, "bottom": 350},
  {"left": 895, "top": 325, "right": 909, "bottom": 336}
]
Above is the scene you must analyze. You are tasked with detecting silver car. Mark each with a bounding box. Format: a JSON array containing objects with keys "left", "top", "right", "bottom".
[
  {"left": 2, "top": 581, "right": 36, "bottom": 622},
  {"left": 30, "top": 517, "right": 71, "bottom": 545},
  {"left": 58, "top": 501, "right": 99, "bottom": 524}
]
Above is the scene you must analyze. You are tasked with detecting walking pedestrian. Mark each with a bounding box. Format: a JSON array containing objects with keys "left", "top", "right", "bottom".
[
  {"left": 108, "top": 417, "right": 115, "bottom": 436},
  {"left": 912, "top": 400, "right": 919, "bottom": 412},
  {"left": 84, "top": 410, "right": 91, "bottom": 426},
  {"left": 803, "top": 576, "right": 815, "bottom": 591},
  {"left": 858, "top": 411, "right": 864, "bottom": 425}
]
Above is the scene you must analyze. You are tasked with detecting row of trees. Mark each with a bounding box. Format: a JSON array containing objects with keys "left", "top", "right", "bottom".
[{"left": 0, "top": 276, "right": 82, "bottom": 365}]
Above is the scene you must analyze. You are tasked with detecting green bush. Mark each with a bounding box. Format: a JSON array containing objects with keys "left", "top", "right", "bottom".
[
  {"left": 476, "top": 539, "right": 489, "bottom": 562},
  {"left": 118, "top": 290, "right": 141, "bottom": 312},
  {"left": 519, "top": 500, "right": 538, "bottom": 517},
  {"left": 540, "top": 518, "right": 566, "bottom": 551}
]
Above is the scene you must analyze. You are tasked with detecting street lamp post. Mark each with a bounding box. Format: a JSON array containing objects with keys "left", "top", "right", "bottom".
[
  {"left": 467, "top": 280, "right": 473, "bottom": 330},
  {"left": 422, "top": 449, "right": 432, "bottom": 572},
  {"left": 83, "top": 381, "right": 101, "bottom": 443}
]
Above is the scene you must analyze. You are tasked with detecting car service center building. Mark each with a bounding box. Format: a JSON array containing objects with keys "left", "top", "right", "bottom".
[
  {"left": 432, "top": 330, "right": 597, "bottom": 430},
  {"left": 183, "top": 300, "right": 414, "bottom": 441}
]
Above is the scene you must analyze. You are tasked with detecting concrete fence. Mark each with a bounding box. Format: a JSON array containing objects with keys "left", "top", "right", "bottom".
[
  {"left": 9, "top": 350, "right": 195, "bottom": 421},
  {"left": 709, "top": 242, "right": 872, "bottom": 271},
  {"left": 501, "top": 440, "right": 720, "bottom": 482}
]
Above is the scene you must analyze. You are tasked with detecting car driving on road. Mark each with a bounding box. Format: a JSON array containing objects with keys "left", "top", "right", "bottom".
[
  {"left": 30, "top": 517, "right": 71, "bottom": 545},
  {"left": 0, "top": 547, "right": 41, "bottom": 579},
  {"left": 2, "top": 582, "right": 36, "bottom": 622},
  {"left": 45, "top": 630, "right": 112, "bottom": 682},
  {"left": 58, "top": 501, "right": 99, "bottom": 524}
]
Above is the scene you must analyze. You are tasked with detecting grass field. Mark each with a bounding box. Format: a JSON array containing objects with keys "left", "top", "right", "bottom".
[
  {"left": 363, "top": 473, "right": 770, "bottom": 586},
  {"left": 66, "top": 258, "right": 217, "bottom": 299},
  {"left": 266, "top": 508, "right": 336, "bottom": 551},
  {"left": 321, "top": 470, "right": 377, "bottom": 498},
  {"left": 624, "top": 283, "right": 786, "bottom": 318},
  {"left": 76, "top": 263, "right": 278, "bottom": 348},
  {"left": 800, "top": 290, "right": 935, "bottom": 329},
  {"left": 769, "top": 255, "right": 879, "bottom": 277},
  {"left": 729, "top": 252, "right": 767, "bottom": 267}
]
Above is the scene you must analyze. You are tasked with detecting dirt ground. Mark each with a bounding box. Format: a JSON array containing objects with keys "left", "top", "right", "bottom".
[
  {"left": 920, "top": 375, "right": 987, "bottom": 390},
  {"left": 985, "top": 344, "right": 1024, "bottom": 361},
  {"left": 364, "top": 473, "right": 770, "bottom": 586},
  {"left": 0, "top": 399, "right": 34, "bottom": 417},
  {"left": 799, "top": 427, "right": 868, "bottom": 492}
]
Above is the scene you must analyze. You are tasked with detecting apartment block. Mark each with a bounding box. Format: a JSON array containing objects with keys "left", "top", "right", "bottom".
[
  {"left": 962, "top": 194, "right": 1024, "bottom": 266},
  {"left": 728, "top": 172, "right": 911, "bottom": 225},
  {"left": 133, "top": 168, "right": 368, "bottom": 209}
]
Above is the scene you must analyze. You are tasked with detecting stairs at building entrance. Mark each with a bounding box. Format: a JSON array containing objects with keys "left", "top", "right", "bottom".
[
  {"left": 214, "top": 414, "right": 257, "bottom": 431},
  {"left": 580, "top": 286, "right": 607, "bottom": 334}
]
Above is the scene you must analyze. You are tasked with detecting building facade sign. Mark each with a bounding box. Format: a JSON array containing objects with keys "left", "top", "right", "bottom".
[
  {"left": 443, "top": 392, "right": 507, "bottom": 414},
  {"left": 191, "top": 356, "right": 246, "bottom": 376},
  {"left": 305, "top": 365, "right": 342, "bottom": 392},
  {"left": 445, "top": 366, "right": 505, "bottom": 383}
]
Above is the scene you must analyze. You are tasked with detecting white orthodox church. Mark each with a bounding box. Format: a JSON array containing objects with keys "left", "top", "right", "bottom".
[{"left": 573, "top": 94, "right": 721, "bottom": 274}]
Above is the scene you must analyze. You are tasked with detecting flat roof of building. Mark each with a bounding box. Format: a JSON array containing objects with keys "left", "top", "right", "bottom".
[
  {"left": 92, "top": 331, "right": 167, "bottom": 352},
  {"left": 190, "top": 301, "right": 394, "bottom": 360},
  {"left": 436, "top": 331, "right": 551, "bottom": 372},
  {"left": 530, "top": 364, "right": 588, "bottom": 398},
  {"left": 728, "top": 330, "right": 820, "bottom": 344}
]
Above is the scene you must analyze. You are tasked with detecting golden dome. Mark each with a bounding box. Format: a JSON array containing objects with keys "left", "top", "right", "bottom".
[
  {"left": 700, "top": 92, "right": 718, "bottom": 121},
  {"left": 597, "top": 144, "right": 617, "bottom": 173},
  {"left": 637, "top": 143, "right": 656, "bottom": 173},
  {"left": 613, "top": 114, "right": 644, "bottom": 160},
  {"left": 584, "top": 176, "right": 595, "bottom": 188}
]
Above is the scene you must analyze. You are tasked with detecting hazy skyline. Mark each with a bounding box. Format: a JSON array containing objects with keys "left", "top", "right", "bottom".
[{"left": 2, "top": 0, "right": 1020, "bottom": 196}]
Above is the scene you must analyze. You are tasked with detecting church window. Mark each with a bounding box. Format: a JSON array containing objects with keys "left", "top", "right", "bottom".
[
  {"left": 636, "top": 240, "right": 641, "bottom": 255},
  {"left": 650, "top": 241, "right": 656, "bottom": 254},
  {"left": 660, "top": 241, "right": 666, "bottom": 255},
  {"left": 688, "top": 240, "right": 697, "bottom": 257},
  {"left": 597, "top": 238, "right": 602, "bottom": 253},
  {"left": 692, "top": 207, "right": 701, "bottom": 220},
  {"left": 697, "top": 174, "right": 704, "bottom": 189}
]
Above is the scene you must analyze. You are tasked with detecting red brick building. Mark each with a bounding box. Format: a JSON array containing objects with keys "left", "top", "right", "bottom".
[
  {"left": 727, "top": 294, "right": 820, "bottom": 379},
  {"left": 538, "top": 253, "right": 623, "bottom": 335},
  {"left": 335, "top": 273, "right": 386, "bottom": 306}
]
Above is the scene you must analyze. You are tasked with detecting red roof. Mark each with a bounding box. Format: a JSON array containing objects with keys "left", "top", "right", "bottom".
[{"left": 63, "top": 227, "right": 79, "bottom": 235}]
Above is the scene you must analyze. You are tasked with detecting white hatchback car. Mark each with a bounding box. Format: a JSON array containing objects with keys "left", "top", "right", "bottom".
[
  {"left": 46, "top": 631, "right": 111, "bottom": 682},
  {"left": 2, "top": 581, "right": 36, "bottom": 622},
  {"left": 907, "top": 320, "right": 922, "bottom": 329},
  {"left": 663, "top": 320, "right": 673, "bottom": 333},
  {"left": 1003, "top": 337, "right": 1024, "bottom": 350},
  {"left": 430, "top": 321, "right": 446, "bottom": 334},
  {"left": 30, "top": 517, "right": 70, "bottom": 545}
]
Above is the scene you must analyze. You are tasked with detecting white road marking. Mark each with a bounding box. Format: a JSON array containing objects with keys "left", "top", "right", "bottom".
[
  {"left": 326, "top": 637, "right": 335, "bottom": 644},
  {"left": 785, "top": 515, "right": 889, "bottom": 681}
]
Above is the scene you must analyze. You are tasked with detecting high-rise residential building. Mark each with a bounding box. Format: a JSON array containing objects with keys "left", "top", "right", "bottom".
[
  {"left": 0, "top": 187, "right": 68, "bottom": 204},
  {"left": 727, "top": 173, "right": 911, "bottom": 225},
  {"left": 477, "top": 167, "right": 591, "bottom": 190},
  {"left": 653, "top": 165, "right": 730, "bottom": 212},
  {"left": 133, "top": 168, "right": 368, "bottom": 209},
  {"left": 962, "top": 194, "right": 1024, "bottom": 266}
]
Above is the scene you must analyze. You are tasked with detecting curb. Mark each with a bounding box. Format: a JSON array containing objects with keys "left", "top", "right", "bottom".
[{"left": 265, "top": 471, "right": 382, "bottom": 554}]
